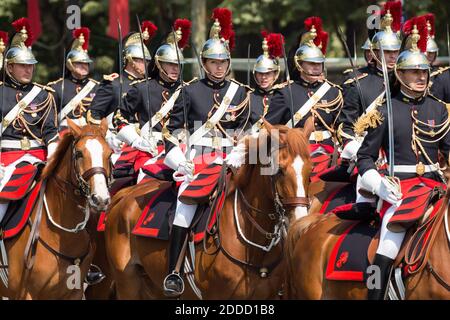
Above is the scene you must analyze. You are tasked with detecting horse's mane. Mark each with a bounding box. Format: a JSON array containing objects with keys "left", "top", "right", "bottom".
[{"left": 40, "top": 125, "right": 105, "bottom": 181}]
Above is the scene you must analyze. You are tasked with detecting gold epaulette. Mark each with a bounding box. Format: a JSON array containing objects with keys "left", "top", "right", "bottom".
[
  {"left": 353, "top": 100, "right": 384, "bottom": 136},
  {"left": 46, "top": 77, "right": 63, "bottom": 86},
  {"left": 325, "top": 79, "right": 342, "bottom": 90},
  {"left": 88, "top": 78, "right": 100, "bottom": 84},
  {"left": 428, "top": 93, "right": 450, "bottom": 114},
  {"left": 272, "top": 80, "right": 293, "bottom": 90},
  {"left": 33, "top": 82, "right": 55, "bottom": 93},
  {"left": 103, "top": 73, "right": 119, "bottom": 82},
  {"left": 430, "top": 66, "right": 450, "bottom": 78},
  {"left": 343, "top": 73, "right": 368, "bottom": 85},
  {"left": 130, "top": 77, "right": 150, "bottom": 86},
  {"left": 342, "top": 68, "right": 354, "bottom": 75},
  {"left": 230, "top": 78, "right": 253, "bottom": 92}
]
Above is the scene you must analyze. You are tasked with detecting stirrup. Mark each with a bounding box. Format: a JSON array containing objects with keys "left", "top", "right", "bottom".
[{"left": 163, "top": 272, "right": 185, "bottom": 298}]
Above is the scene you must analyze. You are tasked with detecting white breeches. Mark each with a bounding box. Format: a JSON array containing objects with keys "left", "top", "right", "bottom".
[
  {"left": 172, "top": 179, "right": 198, "bottom": 228},
  {"left": 376, "top": 201, "right": 406, "bottom": 260}
]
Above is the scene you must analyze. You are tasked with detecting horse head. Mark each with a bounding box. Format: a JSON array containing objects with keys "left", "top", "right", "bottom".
[
  {"left": 234, "top": 120, "right": 313, "bottom": 221},
  {"left": 42, "top": 118, "right": 113, "bottom": 212}
]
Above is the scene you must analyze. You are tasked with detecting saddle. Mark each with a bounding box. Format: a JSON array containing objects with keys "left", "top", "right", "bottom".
[{"left": 326, "top": 194, "right": 445, "bottom": 282}]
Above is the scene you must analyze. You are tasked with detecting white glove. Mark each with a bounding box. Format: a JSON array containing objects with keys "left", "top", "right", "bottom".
[
  {"left": 47, "top": 142, "right": 58, "bottom": 160},
  {"left": 117, "top": 124, "right": 157, "bottom": 156},
  {"left": 360, "top": 169, "right": 402, "bottom": 205},
  {"left": 175, "top": 160, "right": 195, "bottom": 182},
  {"left": 341, "top": 139, "right": 362, "bottom": 161},
  {"left": 164, "top": 147, "right": 196, "bottom": 182},
  {"left": 105, "top": 130, "right": 123, "bottom": 153},
  {"left": 225, "top": 142, "right": 246, "bottom": 169}
]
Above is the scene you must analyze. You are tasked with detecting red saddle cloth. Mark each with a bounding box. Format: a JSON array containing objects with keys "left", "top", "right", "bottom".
[
  {"left": 0, "top": 181, "right": 43, "bottom": 239},
  {"left": 0, "top": 150, "right": 45, "bottom": 201},
  {"left": 326, "top": 177, "right": 445, "bottom": 282},
  {"left": 131, "top": 181, "right": 224, "bottom": 243}
]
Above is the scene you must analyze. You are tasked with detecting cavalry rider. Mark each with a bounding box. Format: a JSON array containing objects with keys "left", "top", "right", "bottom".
[
  {"left": 47, "top": 27, "right": 98, "bottom": 132},
  {"left": 161, "top": 8, "right": 253, "bottom": 297},
  {"left": 0, "top": 18, "right": 58, "bottom": 224},
  {"left": 341, "top": 35, "right": 375, "bottom": 81},
  {"left": 270, "top": 16, "right": 343, "bottom": 183},
  {"left": 357, "top": 17, "right": 450, "bottom": 300},
  {"left": 114, "top": 19, "right": 191, "bottom": 183},
  {"left": 249, "top": 31, "right": 284, "bottom": 132},
  {"left": 428, "top": 14, "right": 450, "bottom": 103},
  {"left": 336, "top": 1, "right": 402, "bottom": 181},
  {"left": 87, "top": 21, "right": 156, "bottom": 152}
]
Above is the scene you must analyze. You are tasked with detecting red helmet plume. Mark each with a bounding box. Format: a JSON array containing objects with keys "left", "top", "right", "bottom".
[
  {"left": 141, "top": 20, "right": 157, "bottom": 44},
  {"left": 73, "top": 27, "right": 90, "bottom": 51},
  {"left": 12, "top": 17, "right": 34, "bottom": 47},
  {"left": 0, "top": 31, "right": 9, "bottom": 46},
  {"left": 382, "top": 1, "right": 402, "bottom": 32},
  {"left": 212, "top": 7, "right": 235, "bottom": 50},
  {"left": 174, "top": 19, "right": 191, "bottom": 49},
  {"left": 422, "top": 13, "right": 435, "bottom": 37},
  {"left": 261, "top": 30, "right": 284, "bottom": 58},
  {"left": 402, "top": 16, "right": 428, "bottom": 52}
]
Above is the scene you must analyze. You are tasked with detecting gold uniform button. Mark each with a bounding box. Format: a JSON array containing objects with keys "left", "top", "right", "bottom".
[{"left": 414, "top": 110, "right": 418, "bottom": 115}]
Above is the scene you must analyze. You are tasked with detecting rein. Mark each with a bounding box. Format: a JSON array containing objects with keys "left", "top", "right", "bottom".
[{"left": 202, "top": 142, "right": 310, "bottom": 276}]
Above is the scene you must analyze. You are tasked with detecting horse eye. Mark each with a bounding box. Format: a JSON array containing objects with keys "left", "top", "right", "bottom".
[{"left": 75, "top": 151, "right": 83, "bottom": 159}]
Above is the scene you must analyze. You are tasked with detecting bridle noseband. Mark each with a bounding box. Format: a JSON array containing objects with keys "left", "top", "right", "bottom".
[{"left": 72, "top": 134, "right": 113, "bottom": 197}]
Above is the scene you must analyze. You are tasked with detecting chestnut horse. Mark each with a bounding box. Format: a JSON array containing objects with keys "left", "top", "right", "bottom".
[
  {"left": 0, "top": 119, "right": 112, "bottom": 299},
  {"left": 105, "top": 124, "right": 313, "bottom": 299},
  {"left": 285, "top": 196, "right": 450, "bottom": 299}
]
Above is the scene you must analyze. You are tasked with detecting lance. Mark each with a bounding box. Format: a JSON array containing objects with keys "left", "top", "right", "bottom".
[
  {"left": 117, "top": 20, "right": 124, "bottom": 113},
  {"left": 337, "top": 26, "right": 367, "bottom": 112},
  {"left": 447, "top": 24, "right": 450, "bottom": 67},
  {"left": 171, "top": 27, "right": 190, "bottom": 154},
  {"left": 247, "top": 44, "right": 251, "bottom": 86},
  {"left": 190, "top": 38, "right": 204, "bottom": 78},
  {"left": 378, "top": 41, "right": 394, "bottom": 178},
  {"left": 135, "top": 15, "right": 154, "bottom": 140},
  {"left": 57, "top": 47, "right": 66, "bottom": 130},
  {"left": 279, "top": 34, "right": 295, "bottom": 128},
  {"left": 0, "top": 48, "right": 6, "bottom": 163}
]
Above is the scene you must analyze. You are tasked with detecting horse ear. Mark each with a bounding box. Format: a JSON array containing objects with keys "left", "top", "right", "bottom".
[
  {"left": 99, "top": 118, "right": 108, "bottom": 137},
  {"left": 301, "top": 116, "right": 315, "bottom": 140},
  {"left": 67, "top": 118, "right": 81, "bottom": 138}
]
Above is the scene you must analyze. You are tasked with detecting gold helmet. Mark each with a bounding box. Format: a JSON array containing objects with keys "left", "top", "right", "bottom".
[
  {"left": 294, "top": 16, "right": 328, "bottom": 71},
  {"left": 123, "top": 20, "right": 157, "bottom": 68},
  {"left": 361, "top": 38, "right": 371, "bottom": 50},
  {"left": 67, "top": 27, "right": 93, "bottom": 72},
  {"left": 253, "top": 31, "right": 283, "bottom": 85},
  {"left": 5, "top": 18, "right": 37, "bottom": 65},
  {"left": 371, "top": 1, "right": 402, "bottom": 52},
  {"left": 421, "top": 13, "right": 438, "bottom": 54},
  {"left": 396, "top": 16, "right": 430, "bottom": 71},
  {"left": 200, "top": 8, "right": 235, "bottom": 75},
  {"left": 395, "top": 16, "right": 430, "bottom": 93},
  {"left": 0, "top": 31, "right": 8, "bottom": 70},
  {"left": 155, "top": 19, "right": 191, "bottom": 74}
]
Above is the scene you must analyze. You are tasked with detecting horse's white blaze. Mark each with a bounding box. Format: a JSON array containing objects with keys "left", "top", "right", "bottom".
[
  {"left": 292, "top": 155, "right": 307, "bottom": 219},
  {"left": 85, "top": 139, "right": 109, "bottom": 202}
]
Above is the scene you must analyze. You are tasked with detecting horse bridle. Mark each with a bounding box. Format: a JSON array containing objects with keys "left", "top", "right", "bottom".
[
  {"left": 72, "top": 134, "right": 113, "bottom": 197},
  {"left": 264, "top": 143, "right": 310, "bottom": 216}
]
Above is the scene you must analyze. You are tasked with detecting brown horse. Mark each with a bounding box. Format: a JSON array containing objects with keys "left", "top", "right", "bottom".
[
  {"left": 285, "top": 197, "right": 450, "bottom": 299},
  {"left": 105, "top": 123, "right": 314, "bottom": 299},
  {"left": 0, "top": 119, "right": 112, "bottom": 299}
]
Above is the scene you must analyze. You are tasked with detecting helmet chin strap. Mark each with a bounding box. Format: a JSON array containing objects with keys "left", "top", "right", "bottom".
[
  {"left": 66, "top": 59, "right": 89, "bottom": 80},
  {"left": 253, "top": 69, "right": 280, "bottom": 89},
  {"left": 125, "top": 55, "right": 145, "bottom": 77},
  {"left": 5, "top": 64, "right": 32, "bottom": 85},
  {"left": 394, "top": 67, "right": 430, "bottom": 95}
]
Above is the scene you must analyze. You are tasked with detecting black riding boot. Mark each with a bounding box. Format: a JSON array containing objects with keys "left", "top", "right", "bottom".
[
  {"left": 368, "top": 254, "right": 394, "bottom": 300},
  {"left": 163, "top": 225, "right": 188, "bottom": 298}
]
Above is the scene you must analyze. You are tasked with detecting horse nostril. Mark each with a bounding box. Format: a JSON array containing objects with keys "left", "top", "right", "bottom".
[{"left": 91, "top": 195, "right": 99, "bottom": 205}]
